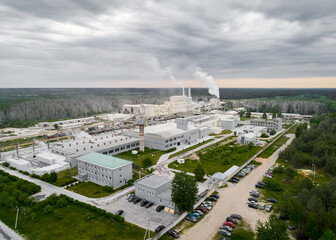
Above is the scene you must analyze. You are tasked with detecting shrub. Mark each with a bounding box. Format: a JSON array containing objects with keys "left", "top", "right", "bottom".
[
  {"left": 2, "top": 162, "right": 10, "bottom": 167},
  {"left": 264, "top": 178, "right": 283, "bottom": 192},
  {"left": 103, "top": 186, "right": 114, "bottom": 193}
]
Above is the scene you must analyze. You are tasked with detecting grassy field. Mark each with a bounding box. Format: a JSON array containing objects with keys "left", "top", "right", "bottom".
[
  {"left": 168, "top": 159, "right": 199, "bottom": 173},
  {"left": 209, "top": 129, "right": 232, "bottom": 136},
  {"left": 115, "top": 147, "right": 175, "bottom": 167},
  {"left": 198, "top": 142, "right": 262, "bottom": 175},
  {"left": 168, "top": 139, "right": 215, "bottom": 159},
  {"left": 168, "top": 141, "right": 261, "bottom": 175},
  {"left": 258, "top": 135, "right": 289, "bottom": 159},
  {"left": 55, "top": 167, "right": 78, "bottom": 187},
  {"left": 212, "top": 220, "right": 255, "bottom": 240},
  {"left": 67, "top": 181, "right": 114, "bottom": 198},
  {"left": 0, "top": 171, "right": 146, "bottom": 240}
]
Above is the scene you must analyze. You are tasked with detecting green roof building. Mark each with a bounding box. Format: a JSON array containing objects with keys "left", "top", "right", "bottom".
[{"left": 77, "top": 152, "right": 132, "bottom": 188}]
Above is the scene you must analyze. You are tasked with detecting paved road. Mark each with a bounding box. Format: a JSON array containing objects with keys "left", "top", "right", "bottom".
[
  {"left": 179, "top": 134, "right": 295, "bottom": 240},
  {"left": 0, "top": 220, "right": 25, "bottom": 240}
]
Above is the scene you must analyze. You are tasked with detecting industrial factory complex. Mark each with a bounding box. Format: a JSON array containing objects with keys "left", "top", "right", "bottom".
[{"left": 0, "top": 88, "right": 295, "bottom": 214}]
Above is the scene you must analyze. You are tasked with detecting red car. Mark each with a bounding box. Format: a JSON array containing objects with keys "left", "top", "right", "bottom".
[
  {"left": 223, "top": 221, "right": 235, "bottom": 228},
  {"left": 265, "top": 172, "right": 273, "bottom": 176},
  {"left": 195, "top": 207, "right": 207, "bottom": 213}
]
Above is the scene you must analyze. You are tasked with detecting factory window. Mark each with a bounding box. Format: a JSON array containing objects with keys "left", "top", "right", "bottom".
[
  {"left": 174, "top": 137, "right": 176, "bottom": 140},
  {"left": 109, "top": 177, "right": 111, "bottom": 179},
  {"left": 119, "top": 168, "right": 122, "bottom": 171},
  {"left": 127, "top": 145, "right": 130, "bottom": 148},
  {"left": 109, "top": 149, "right": 114, "bottom": 153},
  {"left": 165, "top": 140, "right": 168, "bottom": 143},
  {"left": 120, "top": 174, "right": 122, "bottom": 178},
  {"left": 120, "top": 180, "right": 122, "bottom": 183},
  {"left": 103, "top": 152, "right": 107, "bottom": 155}
]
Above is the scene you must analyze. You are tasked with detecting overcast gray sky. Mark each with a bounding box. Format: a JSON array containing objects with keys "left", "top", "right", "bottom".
[{"left": 0, "top": 0, "right": 336, "bottom": 88}]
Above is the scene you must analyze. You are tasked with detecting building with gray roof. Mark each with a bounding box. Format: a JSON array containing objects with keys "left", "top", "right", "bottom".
[
  {"left": 135, "top": 174, "right": 175, "bottom": 209},
  {"left": 77, "top": 152, "right": 132, "bottom": 189}
]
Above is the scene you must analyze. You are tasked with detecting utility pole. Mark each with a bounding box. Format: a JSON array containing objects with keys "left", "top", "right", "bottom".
[
  {"left": 312, "top": 163, "right": 316, "bottom": 180},
  {"left": 15, "top": 206, "right": 19, "bottom": 229}
]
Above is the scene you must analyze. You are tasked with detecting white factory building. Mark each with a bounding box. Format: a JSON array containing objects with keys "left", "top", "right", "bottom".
[
  {"left": 125, "top": 117, "right": 210, "bottom": 151},
  {"left": 237, "top": 133, "right": 257, "bottom": 145},
  {"left": 4, "top": 151, "right": 70, "bottom": 175},
  {"left": 122, "top": 88, "right": 195, "bottom": 117},
  {"left": 36, "top": 117, "right": 95, "bottom": 129},
  {"left": 77, "top": 152, "right": 132, "bottom": 189},
  {"left": 50, "top": 132, "right": 139, "bottom": 165},
  {"left": 250, "top": 118, "right": 282, "bottom": 132},
  {"left": 234, "top": 125, "right": 267, "bottom": 137}
]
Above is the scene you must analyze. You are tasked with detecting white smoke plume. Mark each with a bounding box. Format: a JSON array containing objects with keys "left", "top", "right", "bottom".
[
  {"left": 164, "top": 67, "right": 184, "bottom": 95},
  {"left": 193, "top": 67, "right": 220, "bottom": 98}
]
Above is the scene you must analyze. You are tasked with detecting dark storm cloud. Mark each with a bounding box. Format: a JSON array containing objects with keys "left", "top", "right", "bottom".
[{"left": 0, "top": 0, "right": 335, "bottom": 87}]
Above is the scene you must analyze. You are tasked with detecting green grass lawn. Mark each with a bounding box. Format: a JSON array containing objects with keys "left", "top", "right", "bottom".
[
  {"left": 209, "top": 129, "right": 232, "bottom": 136},
  {"left": 258, "top": 135, "right": 289, "bottom": 159},
  {"left": 168, "top": 139, "right": 215, "bottom": 159},
  {"left": 168, "top": 141, "right": 261, "bottom": 175},
  {"left": 115, "top": 147, "right": 175, "bottom": 167},
  {"left": 0, "top": 171, "right": 147, "bottom": 240},
  {"left": 198, "top": 142, "right": 262, "bottom": 175},
  {"left": 212, "top": 220, "right": 255, "bottom": 240},
  {"left": 286, "top": 124, "right": 298, "bottom": 134},
  {"left": 0, "top": 204, "right": 147, "bottom": 240},
  {"left": 168, "top": 159, "right": 199, "bottom": 173},
  {"left": 67, "top": 182, "right": 114, "bottom": 198},
  {"left": 55, "top": 167, "right": 78, "bottom": 187}
]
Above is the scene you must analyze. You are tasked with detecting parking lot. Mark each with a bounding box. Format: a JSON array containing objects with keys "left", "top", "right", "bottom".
[
  {"left": 180, "top": 134, "right": 295, "bottom": 240},
  {"left": 101, "top": 196, "right": 180, "bottom": 231}
]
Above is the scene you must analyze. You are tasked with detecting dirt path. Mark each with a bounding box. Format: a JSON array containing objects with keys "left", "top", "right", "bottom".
[{"left": 179, "top": 134, "right": 295, "bottom": 240}]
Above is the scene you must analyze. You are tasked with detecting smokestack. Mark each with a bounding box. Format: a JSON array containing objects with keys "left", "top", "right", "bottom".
[
  {"left": 138, "top": 118, "right": 145, "bottom": 152},
  {"left": 16, "top": 140, "right": 19, "bottom": 156},
  {"left": 188, "top": 88, "right": 191, "bottom": 97},
  {"left": 182, "top": 87, "right": 185, "bottom": 96}
]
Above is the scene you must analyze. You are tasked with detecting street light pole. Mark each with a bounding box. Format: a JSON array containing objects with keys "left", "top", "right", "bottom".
[{"left": 15, "top": 206, "right": 19, "bottom": 229}]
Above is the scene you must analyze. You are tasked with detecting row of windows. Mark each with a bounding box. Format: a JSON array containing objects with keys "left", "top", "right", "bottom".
[
  {"left": 137, "top": 187, "right": 154, "bottom": 195},
  {"left": 165, "top": 135, "right": 184, "bottom": 143}
]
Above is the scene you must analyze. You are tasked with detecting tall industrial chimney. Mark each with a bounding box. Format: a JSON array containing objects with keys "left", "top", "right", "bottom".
[
  {"left": 182, "top": 87, "right": 185, "bottom": 96},
  {"left": 188, "top": 87, "right": 191, "bottom": 97},
  {"left": 138, "top": 117, "right": 145, "bottom": 152}
]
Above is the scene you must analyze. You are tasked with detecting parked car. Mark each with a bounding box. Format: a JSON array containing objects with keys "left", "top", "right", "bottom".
[
  {"left": 189, "top": 213, "right": 200, "bottom": 219},
  {"left": 255, "top": 184, "right": 265, "bottom": 189},
  {"left": 230, "top": 214, "right": 242, "bottom": 219},
  {"left": 220, "top": 238, "right": 231, "bottom": 240},
  {"left": 155, "top": 225, "right": 165, "bottom": 233},
  {"left": 201, "top": 204, "right": 212, "bottom": 210},
  {"left": 195, "top": 207, "right": 207, "bottom": 213},
  {"left": 265, "top": 205, "right": 273, "bottom": 212},
  {"left": 208, "top": 197, "right": 218, "bottom": 202},
  {"left": 264, "top": 174, "right": 272, "bottom": 178},
  {"left": 115, "top": 210, "right": 124, "bottom": 216},
  {"left": 194, "top": 210, "right": 203, "bottom": 215},
  {"left": 250, "top": 192, "right": 259, "bottom": 197},
  {"left": 265, "top": 172, "right": 273, "bottom": 176},
  {"left": 232, "top": 177, "right": 240, "bottom": 181},
  {"left": 140, "top": 199, "right": 148, "bottom": 207},
  {"left": 167, "top": 229, "right": 180, "bottom": 239},
  {"left": 145, "top": 202, "right": 154, "bottom": 208},
  {"left": 186, "top": 215, "right": 197, "bottom": 223},
  {"left": 219, "top": 230, "right": 231, "bottom": 237},
  {"left": 267, "top": 198, "right": 278, "bottom": 203},
  {"left": 126, "top": 194, "right": 134, "bottom": 200},
  {"left": 156, "top": 205, "right": 165, "bottom": 212},
  {"left": 229, "top": 178, "right": 239, "bottom": 183},
  {"left": 128, "top": 196, "right": 135, "bottom": 202},
  {"left": 220, "top": 224, "right": 233, "bottom": 232},
  {"left": 248, "top": 203, "right": 258, "bottom": 209},
  {"left": 223, "top": 221, "right": 235, "bottom": 228},
  {"left": 248, "top": 197, "right": 258, "bottom": 202},
  {"left": 210, "top": 194, "right": 220, "bottom": 199},
  {"left": 133, "top": 197, "right": 142, "bottom": 204},
  {"left": 203, "top": 201, "right": 213, "bottom": 206},
  {"left": 257, "top": 181, "right": 265, "bottom": 186},
  {"left": 259, "top": 203, "right": 266, "bottom": 210},
  {"left": 249, "top": 189, "right": 259, "bottom": 194},
  {"left": 226, "top": 217, "right": 238, "bottom": 224}
]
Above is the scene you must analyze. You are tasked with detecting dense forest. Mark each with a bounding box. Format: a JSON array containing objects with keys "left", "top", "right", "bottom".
[
  {"left": 280, "top": 114, "right": 336, "bottom": 176},
  {"left": 0, "top": 88, "right": 336, "bottom": 128},
  {"left": 273, "top": 114, "right": 336, "bottom": 239}
]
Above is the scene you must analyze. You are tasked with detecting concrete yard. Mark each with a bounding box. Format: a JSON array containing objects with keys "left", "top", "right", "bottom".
[{"left": 101, "top": 197, "right": 180, "bottom": 231}]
